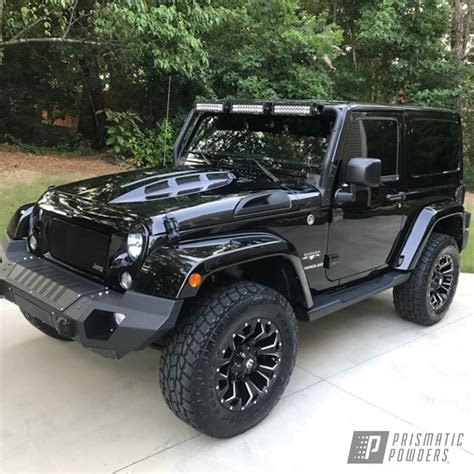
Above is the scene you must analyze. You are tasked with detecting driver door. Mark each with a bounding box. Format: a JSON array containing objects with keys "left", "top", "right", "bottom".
[{"left": 325, "top": 111, "right": 404, "bottom": 282}]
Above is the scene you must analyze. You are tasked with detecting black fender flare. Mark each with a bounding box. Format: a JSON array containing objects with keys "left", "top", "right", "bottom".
[
  {"left": 7, "top": 203, "right": 34, "bottom": 239},
  {"left": 135, "top": 232, "right": 313, "bottom": 306},
  {"left": 395, "top": 201, "right": 465, "bottom": 271}
]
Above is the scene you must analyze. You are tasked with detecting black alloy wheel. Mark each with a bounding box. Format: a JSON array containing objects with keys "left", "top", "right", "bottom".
[
  {"left": 215, "top": 317, "right": 282, "bottom": 411},
  {"left": 428, "top": 253, "right": 455, "bottom": 311}
]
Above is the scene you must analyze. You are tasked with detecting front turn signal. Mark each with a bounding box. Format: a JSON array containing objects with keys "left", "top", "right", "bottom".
[{"left": 188, "top": 273, "right": 202, "bottom": 288}]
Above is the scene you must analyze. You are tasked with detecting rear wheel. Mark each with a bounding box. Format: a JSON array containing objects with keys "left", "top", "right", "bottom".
[
  {"left": 159, "top": 281, "right": 298, "bottom": 438},
  {"left": 22, "top": 310, "right": 73, "bottom": 341},
  {"left": 393, "top": 232, "right": 460, "bottom": 326}
]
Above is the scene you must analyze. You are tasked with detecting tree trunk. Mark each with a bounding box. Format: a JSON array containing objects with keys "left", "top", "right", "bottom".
[
  {"left": 347, "top": 24, "right": 357, "bottom": 69},
  {"left": 77, "top": 55, "right": 106, "bottom": 148},
  {"left": 450, "top": 0, "right": 465, "bottom": 60},
  {"left": 449, "top": 0, "right": 470, "bottom": 114}
]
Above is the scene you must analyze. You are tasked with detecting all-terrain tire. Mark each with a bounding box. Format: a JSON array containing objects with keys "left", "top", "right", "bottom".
[
  {"left": 159, "top": 281, "right": 298, "bottom": 438},
  {"left": 22, "top": 310, "right": 73, "bottom": 341},
  {"left": 393, "top": 232, "right": 460, "bottom": 326}
]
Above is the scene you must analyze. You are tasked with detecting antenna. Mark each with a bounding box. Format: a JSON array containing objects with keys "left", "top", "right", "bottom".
[{"left": 163, "top": 75, "right": 172, "bottom": 165}]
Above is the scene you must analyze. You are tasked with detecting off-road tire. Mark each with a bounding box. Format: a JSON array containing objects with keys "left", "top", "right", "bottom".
[
  {"left": 159, "top": 281, "right": 298, "bottom": 438},
  {"left": 22, "top": 310, "right": 73, "bottom": 341},
  {"left": 393, "top": 232, "right": 460, "bottom": 326}
]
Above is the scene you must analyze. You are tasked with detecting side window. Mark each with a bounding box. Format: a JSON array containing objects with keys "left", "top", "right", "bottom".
[
  {"left": 342, "top": 117, "right": 399, "bottom": 177},
  {"left": 409, "top": 119, "right": 460, "bottom": 177}
]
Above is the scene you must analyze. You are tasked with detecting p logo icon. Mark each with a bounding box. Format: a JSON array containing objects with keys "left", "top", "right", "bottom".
[{"left": 348, "top": 431, "right": 389, "bottom": 464}]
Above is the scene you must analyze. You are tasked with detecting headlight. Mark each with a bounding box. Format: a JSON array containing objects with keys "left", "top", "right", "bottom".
[{"left": 126, "top": 233, "right": 144, "bottom": 260}]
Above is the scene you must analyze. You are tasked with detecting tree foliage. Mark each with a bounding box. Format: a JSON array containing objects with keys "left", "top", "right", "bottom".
[
  {"left": 203, "top": 0, "right": 343, "bottom": 99},
  {"left": 0, "top": 0, "right": 472, "bottom": 169}
]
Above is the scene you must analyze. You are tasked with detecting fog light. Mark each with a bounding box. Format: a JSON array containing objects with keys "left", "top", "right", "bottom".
[
  {"left": 29, "top": 234, "right": 37, "bottom": 251},
  {"left": 120, "top": 271, "right": 133, "bottom": 290}
]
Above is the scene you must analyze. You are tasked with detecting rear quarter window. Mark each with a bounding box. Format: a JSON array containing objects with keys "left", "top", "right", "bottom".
[{"left": 409, "top": 119, "right": 461, "bottom": 177}]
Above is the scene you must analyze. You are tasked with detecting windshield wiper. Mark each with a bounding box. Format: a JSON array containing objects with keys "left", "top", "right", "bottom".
[
  {"left": 186, "top": 150, "right": 285, "bottom": 187},
  {"left": 252, "top": 159, "right": 281, "bottom": 184}
]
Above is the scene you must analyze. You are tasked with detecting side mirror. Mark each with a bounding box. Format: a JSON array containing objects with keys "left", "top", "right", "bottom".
[
  {"left": 335, "top": 158, "right": 382, "bottom": 205},
  {"left": 345, "top": 157, "right": 382, "bottom": 188}
]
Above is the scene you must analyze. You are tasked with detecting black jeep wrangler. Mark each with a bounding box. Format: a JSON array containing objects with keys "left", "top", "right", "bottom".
[{"left": 1, "top": 100, "right": 470, "bottom": 438}]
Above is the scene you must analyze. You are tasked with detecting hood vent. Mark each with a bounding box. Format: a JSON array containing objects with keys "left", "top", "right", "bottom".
[{"left": 109, "top": 172, "right": 236, "bottom": 204}]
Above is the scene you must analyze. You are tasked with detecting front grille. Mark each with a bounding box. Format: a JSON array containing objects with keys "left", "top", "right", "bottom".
[{"left": 47, "top": 219, "right": 110, "bottom": 279}]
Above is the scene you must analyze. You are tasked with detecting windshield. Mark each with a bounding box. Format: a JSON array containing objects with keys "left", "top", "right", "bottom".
[{"left": 182, "top": 113, "right": 334, "bottom": 176}]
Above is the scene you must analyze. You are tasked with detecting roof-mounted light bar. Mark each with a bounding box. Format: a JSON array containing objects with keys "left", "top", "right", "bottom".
[
  {"left": 273, "top": 104, "right": 312, "bottom": 115},
  {"left": 195, "top": 101, "right": 321, "bottom": 116},
  {"left": 231, "top": 103, "right": 265, "bottom": 114},
  {"left": 195, "top": 102, "right": 225, "bottom": 113}
]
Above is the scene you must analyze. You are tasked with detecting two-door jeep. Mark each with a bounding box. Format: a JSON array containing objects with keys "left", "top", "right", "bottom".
[{"left": 1, "top": 100, "right": 470, "bottom": 437}]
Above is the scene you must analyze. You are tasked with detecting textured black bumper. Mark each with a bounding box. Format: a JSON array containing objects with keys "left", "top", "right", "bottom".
[{"left": 0, "top": 236, "right": 182, "bottom": 359}]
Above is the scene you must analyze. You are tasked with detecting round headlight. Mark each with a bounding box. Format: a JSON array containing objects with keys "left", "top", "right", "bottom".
[{"left": 127, "top": 233, "right": 144, "bottom": 260}]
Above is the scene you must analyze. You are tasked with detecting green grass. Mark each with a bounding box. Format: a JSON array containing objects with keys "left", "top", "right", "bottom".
[
  {"left": 464, "top": 165, "right": 474, "bottom": 193},
  {"left": 0, "top": 173, "right": 84, "bottom": 233},
  {"left": 461, "top": 204, "right": 474, "bottom": 273}
]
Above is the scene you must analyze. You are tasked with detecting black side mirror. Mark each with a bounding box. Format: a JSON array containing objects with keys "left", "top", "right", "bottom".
[
  {"left": 335, "top": 158, "right": 382, "bottom": 205},
  {"left": 345, "top": 157, "right": 382, "bottom": 187}
]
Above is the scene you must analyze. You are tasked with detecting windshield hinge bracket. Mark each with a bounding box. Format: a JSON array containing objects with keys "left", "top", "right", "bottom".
[{"left": 163, "top": 215, "right": 180, "bottom": 242}]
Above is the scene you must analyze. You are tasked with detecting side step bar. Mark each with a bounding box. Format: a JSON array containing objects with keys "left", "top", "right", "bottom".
[{"left": 302, "top": 271, "right": 410, "bottom": 322}]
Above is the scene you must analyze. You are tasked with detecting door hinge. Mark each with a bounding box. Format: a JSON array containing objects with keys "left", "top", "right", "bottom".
[
  {"left": 324, "top": 254, "right": 340, "bottom": 268},
  {"left": 163, "top": 215, "right": 180, "bottom": 242}
]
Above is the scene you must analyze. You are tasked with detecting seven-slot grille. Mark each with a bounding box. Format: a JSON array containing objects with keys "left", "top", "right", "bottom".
[{"left": 47, "top": 218, "right": 110, "bottom": 279}]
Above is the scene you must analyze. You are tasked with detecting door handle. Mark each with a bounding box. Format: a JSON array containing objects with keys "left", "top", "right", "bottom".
[{"left": 386, "top": 192, "right": 406, "bottom": 203}]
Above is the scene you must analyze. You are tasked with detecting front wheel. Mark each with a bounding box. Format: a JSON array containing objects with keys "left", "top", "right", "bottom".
[
  {"left": 159, "top": 281, "right": 298, "bottom": 438},
  {"left": 394, "top": 232, "right": 460, "bottom": 326}
]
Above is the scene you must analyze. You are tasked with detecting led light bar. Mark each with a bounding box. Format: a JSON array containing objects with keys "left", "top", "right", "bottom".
[
  {"left": 231, "top": 103, "right": 265, "bottom": 114},
  {"left": 195, "top": 102, "right": 225, "bottom": 113},
  {"left": 273, "top": 104, "right": 312, "bottom": 115}
]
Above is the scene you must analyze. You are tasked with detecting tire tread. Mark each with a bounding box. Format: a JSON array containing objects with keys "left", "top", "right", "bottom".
[
  {"left": 393, "top": 232, "right": 459, "bottom": 326},
  {"left": 159, "top": 281, "right": 297, "bottom": 436}
]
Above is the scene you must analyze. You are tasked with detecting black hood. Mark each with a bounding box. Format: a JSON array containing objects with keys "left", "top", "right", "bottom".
[{"left": 37, "top": 165, "right": 305, "bottom": 235}]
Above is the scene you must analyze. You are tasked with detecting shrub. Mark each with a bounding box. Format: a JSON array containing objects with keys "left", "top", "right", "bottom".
[{"left": 105, "top": 110, "right": 174, "bottom": 167}]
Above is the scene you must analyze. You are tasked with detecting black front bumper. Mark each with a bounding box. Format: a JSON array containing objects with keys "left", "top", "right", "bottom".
[{"left": 0, "top": 236, "right": 182, "bottom": 359}]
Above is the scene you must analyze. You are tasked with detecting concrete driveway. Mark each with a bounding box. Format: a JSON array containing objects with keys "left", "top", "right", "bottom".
[{"left": 1, "top": 274, "right": 473, "bottom": 472}]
